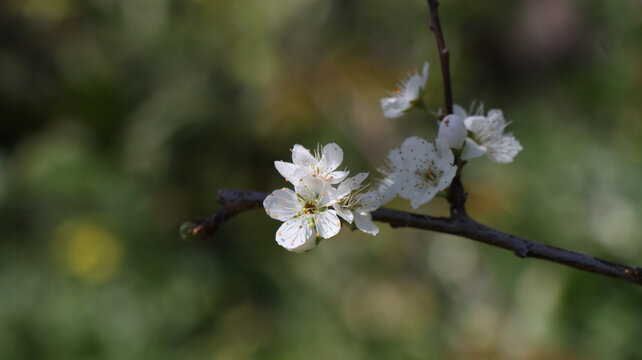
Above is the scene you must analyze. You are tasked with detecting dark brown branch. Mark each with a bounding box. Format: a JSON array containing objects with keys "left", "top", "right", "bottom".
[
  {"left": 427, "top": 0, "right": 453, "bottom": 115},
  {"left": 185, "top": 189, "right": 642, "bottom": 286}
]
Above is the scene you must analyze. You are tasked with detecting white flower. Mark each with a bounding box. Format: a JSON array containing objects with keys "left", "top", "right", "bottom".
[
  {"left": 461, "top": 109, "right": 523, "bottom": 163},
  {"left": 333, "top": 173, "right": 382, "bottom": 235},
  {"left": 437, "top": 113, "right": 467, "bottom": 149},
  {"left": 380, "top": 62, "right": 429, "bottom": 119},
  {"left": 274, "top": 143, "right": 349, "bottom": 185},
  {"left": 263, "top": 177, "right": 341, "bottom": 253},
  {"left": 382, "top": 136, "right": 457, "bottom": 209}
]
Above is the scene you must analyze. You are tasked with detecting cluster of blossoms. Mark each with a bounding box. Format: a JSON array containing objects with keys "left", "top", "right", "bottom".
[
  {"left": 264, "top": 61, "right": 522, "bottom": 252},
  {"left": 263, "top": 144, "right": 382, "bottom": 252},
  {"left": 379, "top": 62, "right": 523, "bottom": 208}
]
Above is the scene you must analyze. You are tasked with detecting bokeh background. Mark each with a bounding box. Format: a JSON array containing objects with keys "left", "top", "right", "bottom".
[{"left": 1, "top": 0, "right": 642, "bottom": 358}]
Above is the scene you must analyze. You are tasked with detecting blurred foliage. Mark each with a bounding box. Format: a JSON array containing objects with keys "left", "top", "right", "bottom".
[{"left": 1, "top": 0, "right": 642, "bottom": 358}]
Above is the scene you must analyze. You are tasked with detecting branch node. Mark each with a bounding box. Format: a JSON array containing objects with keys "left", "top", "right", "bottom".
[{"left": 514, "top": 244, "right": 532, "bottom": 258}]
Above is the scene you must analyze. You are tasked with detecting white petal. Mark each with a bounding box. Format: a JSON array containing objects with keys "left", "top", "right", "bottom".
[
  {"left": 410, "top": 189, "right": 437, "bottom": 209},
  {"left": 437, "top": 164, "right": 458, "bottom": 192},
  {"left": 354, "top": 212, "right": 379, "bottom": 235},
  {"left": 337, "top": 172, "right": 369, "bottom": 198},
  {"left": 401, "top": 136, "right": 434, "bottom": 169},
  {"left": 275, "top": 217, "right": 316, "bottom": 253},
  {"left": 420, "top": 62, "right": 430, "bottom": 87},
  {"left": 291, "top": 144, "right": 315, "bottom": 167},
  {"left": 438, "top": 114, "right": 467, "bottom": 149},
  {"left": 396, "top": 173, "right": 421, "bottom": 200},
  {"left": 453, "top": 104, "right": 468, "bottom": 119},
  {"left": 274, "top": 161, "right": 296, "bottom": 181},
  {"left": 403, "top": 74, "right": 424, "bottom": 100},
  {"left": 326, "top": 170, "right": 349, "bottom": 184},
  {"left": 333, "top": 205, "right": 354, "bottom": 223},
  {"left": 463, "top": 116, "right": 488, "bottom": 133},
  {"left": 486, "top": 136, "right": 522, "bottom": 163},
  {"left": 320, "top": 143, "right": 343, "bottom": 172},
  {"left": 461, "top": 138, "right": 487, "bottom": 161},
  {"left": 315, "top": 210, "right": 341, "bottom": 239},
  {"left": 317, "top": 181, "right": 339, "bottom": 208},
  {"left": 295, "top": 176, "right": 325, "bottom": 199},
  {"left": 381, "top": 97, "right": 409, "bottom": 119},
  {"left": 263, "top": 188, "right": 298, "bottom": 221},
  {"left": 355, "top": 191, "right": 382, "bottom": 212}
]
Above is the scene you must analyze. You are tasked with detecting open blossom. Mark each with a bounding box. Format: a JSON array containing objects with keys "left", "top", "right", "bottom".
[
  {"left": 381, "top": 136, "right": 457, "bottom": 209},
  {"left": 333, "top": 173, "right": 382, "bottom": 235},
  {"left": 263, "top": 177, "right": 341, "bottom": 253},
  {"left": 380, "top": 62, "right": 429, "bottom": 119},
  {"left": 460, "top": 109, "right": 523, "bottom": 163},
  {"left": 274, "top": 143, "right": 349, "bottom": 185}
]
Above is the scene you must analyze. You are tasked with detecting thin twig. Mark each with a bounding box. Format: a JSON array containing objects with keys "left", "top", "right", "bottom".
[
  {"left": 427, "top": 0, "right": 453, "bottom": 115},
  {"left": 186, "top": 189, "right": 642, "bottom": 286}
]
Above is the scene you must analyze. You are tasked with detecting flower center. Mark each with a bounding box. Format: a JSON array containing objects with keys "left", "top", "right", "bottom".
[
  {"left": 302, "top": 200, "right": 318, "bottom": 214},
  {"left": 422, "top": 167, "right": 441, "bottom": 186}
]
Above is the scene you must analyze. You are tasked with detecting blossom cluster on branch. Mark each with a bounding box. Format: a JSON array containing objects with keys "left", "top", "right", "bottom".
[{"left": 263, "top": 62, "right": 523, "bottom": 252}]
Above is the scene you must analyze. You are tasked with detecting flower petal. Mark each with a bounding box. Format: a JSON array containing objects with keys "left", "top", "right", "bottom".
[
  {"left": 355, "top": 191, "right": 382, "bottom": 212},
  {"left": 333, "top": 205, "right": 354, "bottom": 224},
  {"left": 326, "top": 170, "right": 349, "bottom": 184},
  {"left": 291, "top": 144, "right": 315, "bottom": 167},
  {"left": 453, "top": 104, "right": 468, "bottom": 119},
  {"left": 410, "top": 189, "right": 437, "bottom": 209},
  {"left": 315, "top": 210, "right": 341, "bottom": 239},
  {"left": 463, "top": 116, "right": 488, "bottom": 133},
  {"left": 275, "top": 217, "right": 316, "bottom": 253},
  {"left": 438, "top": 114, "right": 467, "bottom": 149},
  {"left": 263, "top": 188, "right": 298, "bottom": 221},
  {"left": 354, "top": 212, "right": 379, "bottom": 235},
  {"left": 274, "top": 161, "right": 296, "bottom": 181},
  {"left": 461, "top": 138, "right": 487, "bottom": 161},
  {"left": 320, "top": 143, "right": 343, "bottom": 172},
  {"left": 381, "top": 97, "right": 408, "bottom": 119},
  {"left": 337, "top": 172, "right": 369, "bottom": 199}
]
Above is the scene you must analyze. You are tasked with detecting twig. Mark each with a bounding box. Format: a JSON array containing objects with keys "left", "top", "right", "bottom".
[
  {"left": 185, "top": 189, "right": 642, "bottom": 286},
  {"left": 427, "top": 0, "right": 453, "bottom": 115}
]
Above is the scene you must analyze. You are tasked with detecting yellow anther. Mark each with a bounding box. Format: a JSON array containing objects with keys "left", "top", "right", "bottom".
[{"left": 299, "top": 225, "right": 302, "bottom": 229}]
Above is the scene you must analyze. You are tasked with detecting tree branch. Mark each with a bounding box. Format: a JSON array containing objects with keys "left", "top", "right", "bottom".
[
  {"left": 184, "top": 189, "right": 642, "bottom": 286},
  {"left": 427, "top": 0, "right": 453, "bottom": 115}
]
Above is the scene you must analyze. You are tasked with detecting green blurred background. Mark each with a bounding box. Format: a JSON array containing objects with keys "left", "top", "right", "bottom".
[{"left": 1, "top": 0, "right": 642, "bottom": 358}]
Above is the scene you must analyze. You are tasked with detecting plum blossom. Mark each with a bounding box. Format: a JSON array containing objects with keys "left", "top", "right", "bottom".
[
  {"left": 381, "top": 62, "right": 429, "bottom": 119},
  {"left": 263, "top": 177, "right": 341, "bottom": 253},
  {"left": 274, "top": 143, "right": 349, "bottom": 185},
  {"left": 460, "top": 109, "right": 523, "bottom": 163},
  {"left": 381, "top": 136, "right": 457, "bottom": 209}
]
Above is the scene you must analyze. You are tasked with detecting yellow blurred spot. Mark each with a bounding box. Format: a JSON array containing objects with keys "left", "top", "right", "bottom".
[{"left": 51, "top": 218, "right": 123, "bottom": 284}]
